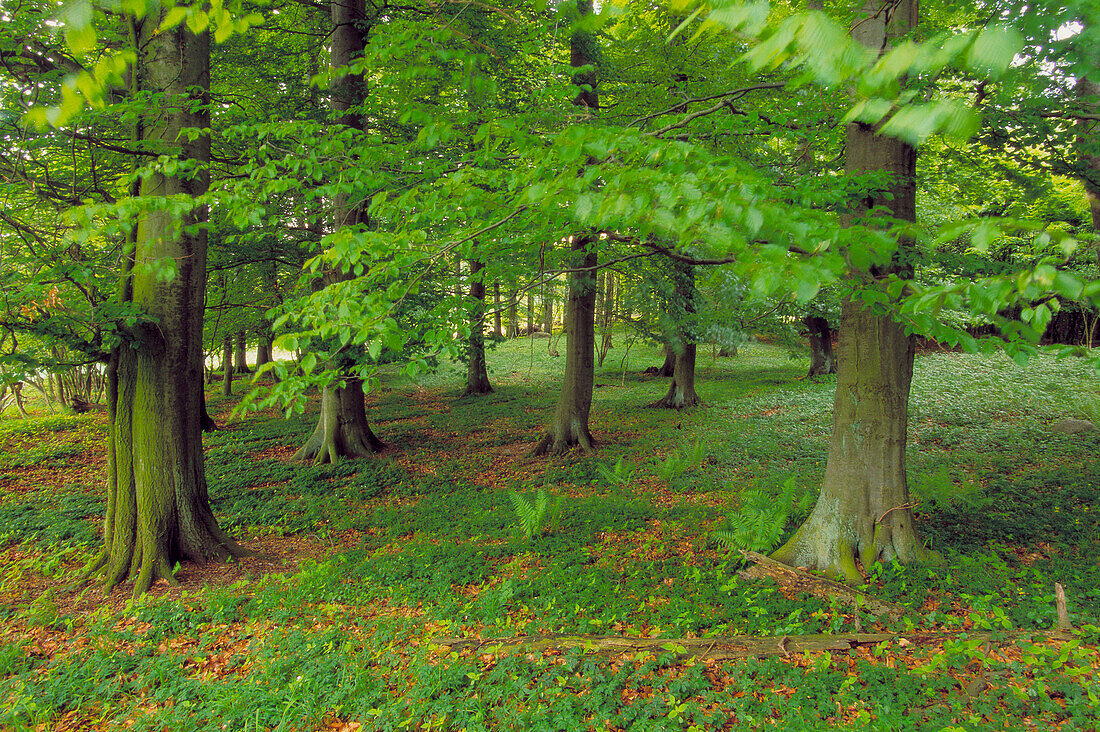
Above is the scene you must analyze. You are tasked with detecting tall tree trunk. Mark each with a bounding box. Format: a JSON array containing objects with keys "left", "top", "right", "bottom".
[
  {"left": 772, "top": 0, "right": 928, "bottom": 582},
  {"left": 532, "top": 0, "right": 600, "bottom": 455},
  {"left": 221, "top": 334, "right": 232, "bottom": 396},
  {"left": 526, "top": 290, "right": 535, "bottom": 335},
  {"left": 1078, "top": 78, "right": 1100, "bottom": 232},
  {"left": 86, "top": 11, "right": 247, "bottom": 596},
  {"left": 649, "top": 262, "right": 699, "bottom": 408},
  {"left": 507, "top": 286, "right": 519, "bottom": 338},
  {"left": 533, "top": 235, "right": 597, "bottom": 455},
  {"left": 295, "top": 0, "right": 384, "bottom": 463},
  {"left": 804, "top": 315, "right": 837, "bottom": 377},
  {"left": 465, "top": 258, "right": 493, "bottom": 395},
  {"left": 543, "top": 285, "right": 553, "bottom": 337},
  {"left": 493, "top": 281, "right": 503, "bottom": 338},
  {"left": 233, "top": 331, "right": 250, "bottom": 373}
]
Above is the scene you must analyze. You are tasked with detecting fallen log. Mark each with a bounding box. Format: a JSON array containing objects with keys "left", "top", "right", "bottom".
[{"left": 429, "top": 630, "right": 1074, "bottom": 662}]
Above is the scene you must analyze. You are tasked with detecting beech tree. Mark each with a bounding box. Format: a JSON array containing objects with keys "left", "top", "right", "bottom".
[
  {"left": 772, "top": 0, "right": 929, "bottom": 580},
  {"left": 648, "top": 260, "right": 701, "bottom": 409},
  {"left": 85, "top": 7, "right": 249, "bottom": 595},
  {"left": 292, "top": 0, "right": 385, "bottom": 464},
  {"left": 533, "top": 0, "right": 600, "bottom": 455}
]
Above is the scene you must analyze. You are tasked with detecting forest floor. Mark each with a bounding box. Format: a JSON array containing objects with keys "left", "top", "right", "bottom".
[{"left": 2, "top": 337, "right": 1100, "bottom": 730}]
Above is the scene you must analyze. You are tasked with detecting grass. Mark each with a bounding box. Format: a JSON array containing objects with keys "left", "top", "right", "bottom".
[{"left": 1, "top": 335, "right": 1099, "bottom": 730}]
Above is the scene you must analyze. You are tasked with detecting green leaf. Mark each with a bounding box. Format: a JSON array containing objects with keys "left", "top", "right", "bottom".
[{"left": 967, "top": 25, "right": 1023, "bottom": 79}]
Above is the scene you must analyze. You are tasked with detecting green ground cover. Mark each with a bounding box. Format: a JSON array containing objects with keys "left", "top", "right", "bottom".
[{"left": 1, "top": 337, "right": 1099, "bottom": 730}]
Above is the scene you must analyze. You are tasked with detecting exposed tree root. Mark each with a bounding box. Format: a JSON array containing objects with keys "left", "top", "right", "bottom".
[
  {"left": 771, "top": 509, "right": 940, "bottom": 585},
  {"left": 737, "top": 550, "right": 906, "bottom": 619},
  {"left": 531, "top": 423, "right": 595, "bottom": 456},
  {"left": 294, "top": 383, "right": 385, "bottom": 464},
  {"left": 647, "top": 386, "right": 701, "bottom": 410}
]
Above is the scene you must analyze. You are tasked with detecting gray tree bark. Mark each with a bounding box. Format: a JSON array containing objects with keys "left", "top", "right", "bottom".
[{"left": 772, "top": 0, "right": 929, "bottom": 582}]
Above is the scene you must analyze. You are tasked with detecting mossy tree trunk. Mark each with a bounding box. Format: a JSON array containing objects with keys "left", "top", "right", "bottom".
[
  {"left": 533, "top": 235, "right": 597, "bottom": 455},
  {"left": 772, "top": 0, "right": 927, "bottom": 582},
  {"left": 465, "top": 258, "right": 493, "bottom": 395},
  {"left": 293, "top": 0, "right": 385, "bottom": 464},
  {"left": 87, "top": 12, "right": 247, "bottom": 596}
]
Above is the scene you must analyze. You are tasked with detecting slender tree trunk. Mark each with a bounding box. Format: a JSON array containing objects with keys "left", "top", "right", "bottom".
[
  {"left": 804, "top": 315, "right": 837, "bottom": 377},
  {"left": 533, "top": 235, "right": 597, "bottom": 455},
  {"left": 1078, "top": 78, "right": 1100, "bottom": 231},
  {"left": 493, "top": 281, "right": 503, "bottom": 338},
  {"left": 233, "top": 331, "right": 249, "bottom": 374},
  {"left": 294, "top": 0, "right": 385, "bottom": 463},
  {"left": 85, "top": 11, "right": 247, "bottom": 596},
  {"left": 507, "top": 286, "right": 519, "bottom": 338},
  {"left": 527, "top": 291, "right": 535, "bottom": 335},
  {"left": 221, "top": 334, "right": 233, "bottom": 396},
  {"left": 543, "top": 285, "right": 553, "bottom": 336},
  {"left": 649, "top": 262, "right": 699, "bottom": 408},
  {"left": 465, "top": 258, "right": 493, "bottom": 395},
  {"left": 598, "top": 270, "right": 614, "bottom": 366},
  {"left": 772, "top": 0, "right": 927, "bottom": 582}
]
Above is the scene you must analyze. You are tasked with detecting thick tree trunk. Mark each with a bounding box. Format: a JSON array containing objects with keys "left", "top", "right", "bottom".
[
  {"left": 649, "top": 262, "right": 699, "bottom": 408},
  {"left": 533, "top": 235, "right": 597, "bottom": 455},
  {"left": 772, "top": 0, "right": 926, "bottom": 582},
  {"left": 655, "top": 344, "right": 675, "bottom": 376},
  {"left": 294, "top": 0, "right": 384, "bottom": 463},
  {"left": 804, "top": 315, "right": 836, "bottom": 377},
  {"left": 293, "top": 379, "right": 385, "bottom": 463},
  {"left": 649, "top": 343, "right": 699, "bottom": 409},
  {"left": 233, "top": 331, "right": 250, "bottom": 374},
  {"left": 772, "top": 301, "right": 924, "bottom": 580},
  {"left": 221, "top": 334, "right": 233, "bottom": 396},
  {"left": 86, "top": 14, "right": 247, "bottom": 596},
  {"left": 200, "top": 396, "right": 217, "bottom": 432},
  {"left": 255, "top": 332, "right": 272, "bottom": 367},
  {"left": 465, "top": 259, "right": 493, "bottom": 395}
]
